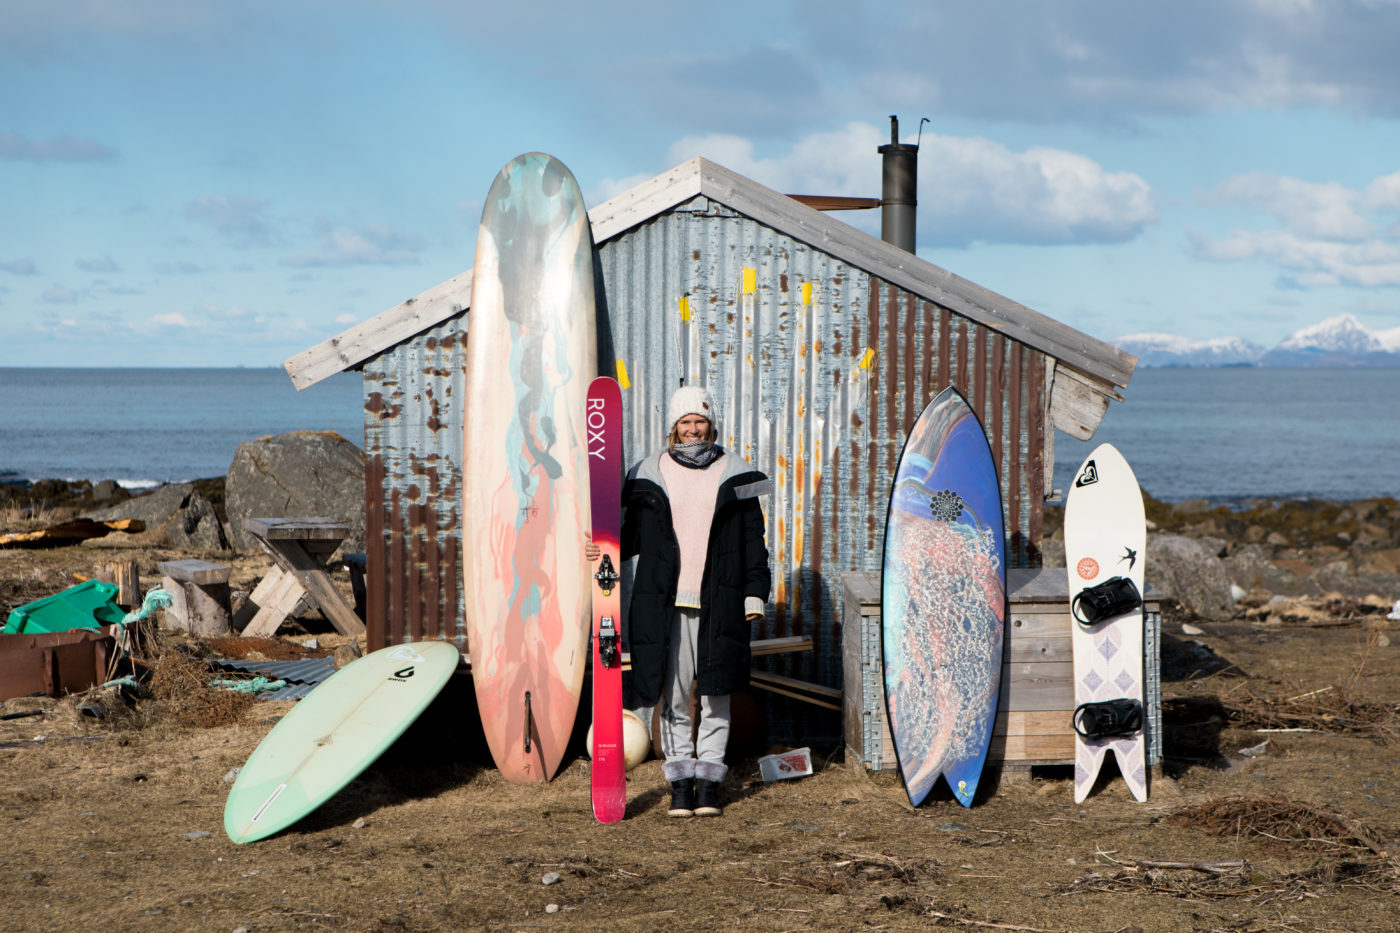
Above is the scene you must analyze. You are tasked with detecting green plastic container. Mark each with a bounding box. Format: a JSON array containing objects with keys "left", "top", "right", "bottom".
[{"left": 3, "top": 580, "right": 127, "bottom": 634}]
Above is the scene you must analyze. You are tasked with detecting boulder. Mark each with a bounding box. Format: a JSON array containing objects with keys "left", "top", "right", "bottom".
[
  {"left": 224, "top": 431, "right": 366, "bottom": 553},
  {"left": 1148, "top": 533, "right": 1236, "bottom": 621},
  {"left": 85, "top": 482, "right": 196, "bottom": 527},
  {"left": 162, "top": 491, "right": 229, "bottom": 550},
  {"left": 1222, "top": 543, "right": 1319, "bottom": 597}
]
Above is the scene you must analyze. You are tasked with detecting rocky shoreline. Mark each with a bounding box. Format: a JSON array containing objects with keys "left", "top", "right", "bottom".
[
  {"left": 6, "top": 462, "right": 1397, "bottom": 626},
  {"left": 1044, "top": 493, "right": 1400, "bottom": 623}
]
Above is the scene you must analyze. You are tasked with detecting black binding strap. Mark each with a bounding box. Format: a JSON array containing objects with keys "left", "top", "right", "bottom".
[{"left": 1071, "top": 575, "right": 1143, "bottom": 627}]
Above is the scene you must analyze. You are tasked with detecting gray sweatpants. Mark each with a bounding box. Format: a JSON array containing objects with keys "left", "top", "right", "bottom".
[{"left": 655, "top": 608, "right": 730, "bottom": 783}]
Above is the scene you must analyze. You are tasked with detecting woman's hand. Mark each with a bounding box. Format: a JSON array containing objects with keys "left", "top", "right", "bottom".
[{"left": 584, "top": 536, "right": 600, "bottom": 562}]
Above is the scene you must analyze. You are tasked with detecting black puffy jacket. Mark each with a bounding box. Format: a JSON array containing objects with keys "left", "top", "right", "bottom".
[{"left": 621, "top": 448, "right": 771, "bottom": 707}]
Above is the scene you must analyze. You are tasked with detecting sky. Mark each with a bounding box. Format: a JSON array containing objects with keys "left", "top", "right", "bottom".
[{"left": 5, "top": 0, "right": 1400, "bottom": 369}]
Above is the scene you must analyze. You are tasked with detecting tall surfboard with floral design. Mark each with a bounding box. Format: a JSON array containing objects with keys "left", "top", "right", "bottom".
[
  {"left": 881, "top": 386, "right": 1006, "bottom": 808},
  {"left": 463, "top": 153, "right": 596, "bottom": 783}
]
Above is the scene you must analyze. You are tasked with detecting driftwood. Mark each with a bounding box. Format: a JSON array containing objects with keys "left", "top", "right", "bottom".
[{"left": 0, "top": 518, "right": 144, "bottom": 548}]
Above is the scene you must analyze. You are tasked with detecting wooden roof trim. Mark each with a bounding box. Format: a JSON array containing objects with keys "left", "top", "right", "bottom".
[
  {"left": 689, "top": 159, "right": 1136, "bottom": 389},
  {"left": 285, "top": 156, "right": 1135, "bottom": 391},
  {"left": 284, "top": 269, "right": 472, "bottom": 391}
]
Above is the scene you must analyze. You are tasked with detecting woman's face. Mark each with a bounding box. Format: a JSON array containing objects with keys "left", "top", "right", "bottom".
[{"left": 675, "top": 414, "right": 712, "bottom": 443}]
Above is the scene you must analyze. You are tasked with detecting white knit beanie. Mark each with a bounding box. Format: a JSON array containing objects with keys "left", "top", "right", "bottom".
[{"left": 666, "top": 385, "right": 717, "bottom": 431}]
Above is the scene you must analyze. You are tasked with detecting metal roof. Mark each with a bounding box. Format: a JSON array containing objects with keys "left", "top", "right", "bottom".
[
  {"left": 284, "top": 157, "right": 1136, "bottom": 393},
  {"left": 210, "top": 655, "right": 337, "bottom": 702}
]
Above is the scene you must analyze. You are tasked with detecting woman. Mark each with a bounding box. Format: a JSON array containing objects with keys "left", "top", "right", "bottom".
[{"left": 588, "top": 385, "right": 771, "bottom": 817}]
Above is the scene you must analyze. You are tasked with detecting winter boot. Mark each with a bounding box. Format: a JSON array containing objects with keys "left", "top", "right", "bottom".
[
  {"left": 694, "top": 779, "right": 722, "bottom": 817},
  {"left": 668, "top": 779, "right": 696, "bottom": 817}
]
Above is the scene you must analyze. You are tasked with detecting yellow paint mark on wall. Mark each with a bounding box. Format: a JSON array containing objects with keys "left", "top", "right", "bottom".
[
  {"left": 677, "top": 294, "right": 691, "bottom": 322},
  {"left": 615, "top": 359, "right": 631, "bottom": 388},
  {"left": 800, "top": 281, "right": 813, "bottom": 306},
  {"left": 742, "top": 267, "right": 757, "bottom": 295},
  {"left": 859, "top": 348, "right": 876, "bottom": 370}
]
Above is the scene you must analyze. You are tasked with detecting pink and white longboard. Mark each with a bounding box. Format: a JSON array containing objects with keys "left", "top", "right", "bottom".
[
  {"left": 1064, "top": 443, "right": 1148, "bottom": 803},
  {"left": 463, "top": 153, "right": 597, "bottom": 782}
]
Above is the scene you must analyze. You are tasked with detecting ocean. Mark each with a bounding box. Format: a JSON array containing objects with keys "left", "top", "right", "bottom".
[
  {"left": 0, "top": 368, "right": 362, "bottom": 490},
  {"left": 2, "top": 367, "right": 1397, "bottom": 503}
]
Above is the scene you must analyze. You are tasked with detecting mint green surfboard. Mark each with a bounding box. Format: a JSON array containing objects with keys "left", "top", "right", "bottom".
[{"left": 224, "top": 641, "right": 459, "bottom": 844}]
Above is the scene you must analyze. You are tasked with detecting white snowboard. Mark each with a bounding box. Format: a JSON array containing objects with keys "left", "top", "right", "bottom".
[{"left": 1064, "top": 443, "right": 1148, "bottom": 803}]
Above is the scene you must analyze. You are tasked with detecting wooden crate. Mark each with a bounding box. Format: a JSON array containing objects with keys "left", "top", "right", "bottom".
[{"left": 841, "top": 569, "right": 1161, "bottom": 772}]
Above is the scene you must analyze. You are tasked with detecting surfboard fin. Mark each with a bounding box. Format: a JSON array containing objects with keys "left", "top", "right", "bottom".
[{"left": 523, "top": 690, "right": 533, "bottom": 754}]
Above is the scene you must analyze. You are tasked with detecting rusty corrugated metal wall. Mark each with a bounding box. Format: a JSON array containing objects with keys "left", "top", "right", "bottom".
[
  {"left": 360, "top": 196, "right": 1048, "bottom": 747},
  {"left": 596, "top": 197, "right": 1046, "bottom": 741},
  {"left": 361, "top": 315, "right": 468, "bottom": 652}
]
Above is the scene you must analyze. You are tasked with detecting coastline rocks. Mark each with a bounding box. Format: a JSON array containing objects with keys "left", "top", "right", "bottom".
[
  {"left": 1223, "top": 544, "right": 1319, "bottom": 597},
  {"left": 162, "top": 490, "right": 229, "bottom": 550},
  {"left": 1147, "top": 533, "right": 1236, "bottom": 621},
  {"left": 224, "top": 431, "right": 366, "bottom": 553},
  {"left": 85, "top": 482, "right": 196, "bottom": 528}
]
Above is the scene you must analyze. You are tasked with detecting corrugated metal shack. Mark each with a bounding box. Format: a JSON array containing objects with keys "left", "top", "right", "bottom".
[{"left": 284, "top": 156, "right": 1136, "bottom": 743}]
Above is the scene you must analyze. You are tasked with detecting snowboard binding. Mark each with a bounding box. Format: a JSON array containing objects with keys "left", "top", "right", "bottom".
[
  {"left": 594, "top": 554, "right": 619, "bottom": 597},
  {"left": 1072, "top": 698, "right": 1143, "bottom": 739},
  {"left": 597, "top": 616, "right": 619, "bottom": 669},
  {"left": 1071, "top": 575, "right": 1142, "bottom": 627}
]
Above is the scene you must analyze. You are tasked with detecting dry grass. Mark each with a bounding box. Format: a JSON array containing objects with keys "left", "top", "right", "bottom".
[
  {"left": 146, "top": 649, "right": 254, "bottom": 728},
  {"left": 1166, "top": 795, "right": 1393, "bottom": 858}
]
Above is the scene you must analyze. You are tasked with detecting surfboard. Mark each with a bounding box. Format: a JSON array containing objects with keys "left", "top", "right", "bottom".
[
  {"left": 463, "top": 152, "right": 597, "bottom": 783},
  {"left": 881, "top": 386, "right": 1006, "bottom": 808},
  {"left": 224, "top": 641, "right": 459, "bottom": 844},
  {"left": 1064, "top": 443, "right": 1149, "bottom": 803}
]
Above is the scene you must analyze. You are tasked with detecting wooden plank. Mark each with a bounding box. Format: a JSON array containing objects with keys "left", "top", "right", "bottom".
[
  {"left": 750, "top": 669, "right": 842, "bottom": 700},
  {"left": 1007, "top": 612, "right": 1072, "bottom": 639},
  {"left": 240, "top": 569, "right": 308, "bottom": 638},
  {"left": 283, "top": 269, "right": 473, "bottom": 390},
  {"left": 993, "top": 709, "right": 1076, "bottom": 736},
  {"left": 751, "top": 635, "right": 813, "bottom": 656},
  {"left": 988, "top": 732, "right": 1075, "bottom": 761},
  {"left": 1005, "top": 635, "right": 1072, "bottom": 664},
  {"left": 997, "top": 661, "right": 1074, "bottom": 711},
  {"left": 271, "top": 540, "right": 366, "bottom": 637},
  {"left": 242, "top": 517, "right": 348, "bottom": 541},
  {"left": 1048, "top": 361, "right": 1119, "bottom": 440},
  {"left": 157, "top": 559, "right": 231, "bottom": 586},
  {"left": 750, "top": 678, "right": 842, "bottom": 712}
]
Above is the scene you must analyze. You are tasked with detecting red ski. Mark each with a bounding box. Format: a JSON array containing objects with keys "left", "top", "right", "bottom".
[{"left": 587, "top": 376, "right": 625, "bottom": 822}]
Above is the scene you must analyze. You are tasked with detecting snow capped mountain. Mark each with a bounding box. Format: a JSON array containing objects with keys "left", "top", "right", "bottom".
[
  {"left": 1115, "top": 333, "right": 1265, "bottom": 367},
  {"left": 1117, "top": 313, "right": 1400, "bottom": 367},
  {"left": 1276, "top": 314, "right": 1381, "bottom": 354}
]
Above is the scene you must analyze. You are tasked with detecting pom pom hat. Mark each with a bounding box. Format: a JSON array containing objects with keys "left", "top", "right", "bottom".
[{"left": 666, "top": 385, "right": 718, "bottom": 431}]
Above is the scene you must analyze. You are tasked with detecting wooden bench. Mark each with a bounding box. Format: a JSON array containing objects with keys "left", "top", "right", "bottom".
[
  {"left": 158, "top": 559, "right": 233, "bottom": 636},
  {"left": 237, "top": 518, "right": 366, "bottom": 638}
]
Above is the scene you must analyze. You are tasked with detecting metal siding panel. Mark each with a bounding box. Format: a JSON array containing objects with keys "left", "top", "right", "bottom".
[{"left": 362, "top": 313, "right": 468, "bottom": 652}]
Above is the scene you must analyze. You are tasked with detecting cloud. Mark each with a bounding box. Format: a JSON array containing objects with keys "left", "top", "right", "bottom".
[
  {"left": 1206, "top": 172, "right": 1372, "bottom": 240},
  {"left": 0, "top": 131, "right": 117, "bottom": 162},
  {"left": 285, "top": 223, "right": 423, "bottom": 267},
  {"left": 149, "top": 311, "right": 193, "bottom": 327},
  {"left": 185, "top": 195, "right": 277, "bottom": 247},
  {"left": 154, "top": 260, "right": 210, "bottom": 275},
  {"left": 77, "top": 256, "right": 121, "bottom": 274},
  {"left": 631, "top": 122, "right": 1156, "bottom": 247},
  {"left": 1192, "top": 168, "right": 1400, "bottom": 287},
  {"left": 1189, "top": 228, "right": 1400, "bottom": 288},
  {"left": 1, "top": 259, "right": 38, "bottom": 275},
  {"left": 41, "top": 285, "right": 79, "bottom": 304}
]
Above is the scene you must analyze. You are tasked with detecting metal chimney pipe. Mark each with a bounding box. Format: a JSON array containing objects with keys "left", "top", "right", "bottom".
[{"left": 878, "top": 115, "right": 919, "bottom": 253}]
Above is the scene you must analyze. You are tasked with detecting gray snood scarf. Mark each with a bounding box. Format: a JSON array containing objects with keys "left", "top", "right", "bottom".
[{"left": 669, "top": 439, "right": 722, "bottom": 469}]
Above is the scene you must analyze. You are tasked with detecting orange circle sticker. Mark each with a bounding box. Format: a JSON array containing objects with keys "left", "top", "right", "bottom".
[{"left": 1076, "top": 557, "right": 1100, "bottom": 580}]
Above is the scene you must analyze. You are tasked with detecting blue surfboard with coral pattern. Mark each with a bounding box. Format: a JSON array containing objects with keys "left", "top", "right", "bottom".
[{"left": 881, "top": 386, "right": 1006, "bottom": 807}]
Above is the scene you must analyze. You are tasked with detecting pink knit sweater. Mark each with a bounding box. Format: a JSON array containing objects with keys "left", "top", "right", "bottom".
[{"left": 658, "top": 450, "right": 726, "bottom": 608}]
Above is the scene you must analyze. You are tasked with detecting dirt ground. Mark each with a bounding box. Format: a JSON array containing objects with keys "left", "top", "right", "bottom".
[{"left": 2, "top": 527, "right": 1398, "bottom": 932}]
